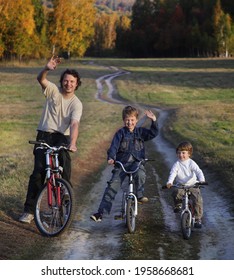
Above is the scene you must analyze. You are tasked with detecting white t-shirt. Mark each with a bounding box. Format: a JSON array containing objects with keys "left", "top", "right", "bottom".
[
  {"left": 37, "top": 82, "right": 82, "bottom": 135},
  {"left": 167, "top": 158, "right": 205, "bottom": 186}
]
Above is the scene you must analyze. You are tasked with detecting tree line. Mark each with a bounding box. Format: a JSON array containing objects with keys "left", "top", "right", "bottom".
[
  {"left": 123, "top": 0, "right": 234, "bottom": 57},
  {"left": 0, "top": 0, "right": 233, "bottom": 60}
]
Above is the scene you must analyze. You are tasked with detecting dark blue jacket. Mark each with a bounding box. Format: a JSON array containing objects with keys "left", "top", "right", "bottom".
[{"left": 107, "top": 120, "right": 158, "bottom": 164}]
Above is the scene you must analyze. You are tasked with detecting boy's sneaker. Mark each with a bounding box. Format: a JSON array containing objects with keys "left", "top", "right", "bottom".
[
  {"left": 195, "top": 219, "right": 202, "bottom": 228},
  {"left": 90, "top": 212, "right": 102, "bottom": 222},
  {"left": 174, "top": 204, "right": 182, "bottom": 213},
  {"left": 138, "top": 196, "right": 149, "bottom": 203},
  {"left": 19, "top": 213, "right": 34, "bottom": 224}
]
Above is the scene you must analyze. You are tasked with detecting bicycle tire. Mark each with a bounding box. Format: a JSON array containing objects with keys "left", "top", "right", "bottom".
[
  {"left": 121, "top": 192, "right": 127, "bottom": 222},
  {"left": 126, "top": 197, "right": 136, "bottom": 233},
  {"left": 181, "top": 211, "right": 192, "bottom": 240},
  {"left": 34, "top": 178, "right": 75, "bottom": 237}
]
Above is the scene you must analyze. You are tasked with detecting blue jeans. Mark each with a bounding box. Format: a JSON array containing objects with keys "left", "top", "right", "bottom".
[{"left": 98, "top": 163, "right": 146, "bottom": 214}]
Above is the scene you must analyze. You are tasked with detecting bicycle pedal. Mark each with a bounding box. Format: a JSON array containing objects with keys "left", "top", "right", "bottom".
[{"left": 114, "top": 215, "right": 124, "bottom": 220}]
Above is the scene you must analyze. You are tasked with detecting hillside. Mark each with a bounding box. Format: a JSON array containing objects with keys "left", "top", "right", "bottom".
[
  {"left": 95, "top": 0, "right": 135, "bottom": 11},
  {"left": 42, "top": 0, "right": 135, "bottom": 12}
]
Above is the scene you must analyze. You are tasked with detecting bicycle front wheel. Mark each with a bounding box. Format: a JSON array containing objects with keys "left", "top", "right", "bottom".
[
  {"left": 126, "top": 197, "right": 136, "bottom": 233},
  {"left": 122, "top": 192, "right": 127, "bottom": 222},
  {"left": 35, "top": 178, "right": 75, "bottom": 237},
  {"left": 181, "top": 211, "right": 192, "bottom": 240}
]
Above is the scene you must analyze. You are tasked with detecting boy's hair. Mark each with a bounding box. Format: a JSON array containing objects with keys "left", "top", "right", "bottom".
[
  {"left": 176, "top": 141, "right": 193, "bottom": 156},
  {"left": 122, "top": 105, "right": 139, "bottom": 120},
  {"left": 60, "top": 68, "right": 82, "bottom": 90}
]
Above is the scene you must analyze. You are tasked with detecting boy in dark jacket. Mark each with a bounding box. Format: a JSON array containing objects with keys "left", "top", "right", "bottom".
[{"left": 90, "top": 105, "right": 158, "bottom": 222}]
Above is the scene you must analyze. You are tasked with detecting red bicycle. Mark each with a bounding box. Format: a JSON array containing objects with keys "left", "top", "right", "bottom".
[{"left": 29, "top": 140, "right": 75, "bottom": 237}]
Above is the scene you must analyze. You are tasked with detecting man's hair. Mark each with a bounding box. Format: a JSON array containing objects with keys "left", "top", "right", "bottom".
[
  {"left": 176, "top": 141, "right": 193, "bottom": 156},
  {"left": 60, "top": 68, "right": 81, "bottom": 90},
  {"left": 122, "top": 105, "right": 139, "bottom": 120}
]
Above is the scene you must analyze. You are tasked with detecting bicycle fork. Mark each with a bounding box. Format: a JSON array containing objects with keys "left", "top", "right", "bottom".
[
  {"left": 128, "top": 174, "right": 138, "bottom": 217},
  {"left": 46, "top": 152, "right": 61, "bottom": 207},
  {"left": 181, "top": 193, "right": 192, "bottom": 225}
]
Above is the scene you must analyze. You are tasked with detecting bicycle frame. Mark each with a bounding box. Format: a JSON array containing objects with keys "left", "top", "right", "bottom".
[
  {"left": 180, "top": 189, "right": 194, "bottom": 227},
  {"left": 127, "top": 172, "right": 138, "bottom": 217},
  {"left": 45, "top": 150, "right": 61, "bottom": 208},
  {"left": 116, "top": 161, "right": 143, "bottom": 214},
  {"left": 31, "top": 141, "right": 67, "bottom": 209},
  {"left": 115, "top": 159, "right": 151, "bottom": 233},
  {"left": 29, "top": 140, "right": 75, "bottom": 237}
]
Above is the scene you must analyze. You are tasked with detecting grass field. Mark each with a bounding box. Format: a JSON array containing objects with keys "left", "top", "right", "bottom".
[{"left": 0, "top": 57, "right": 233, "bottom": 259}]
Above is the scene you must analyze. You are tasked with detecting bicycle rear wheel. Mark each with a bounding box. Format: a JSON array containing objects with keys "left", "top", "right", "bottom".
[
  {"left": 126, "top": 196, "right": 136, "bottom": 233},
  {"left": 181, "top": 211, "right": 192, "bottom": 240},
  {"left": 35, "top": 178, "right": 75, "bottom": 237}
]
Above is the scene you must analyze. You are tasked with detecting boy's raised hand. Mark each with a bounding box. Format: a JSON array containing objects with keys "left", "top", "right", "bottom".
[{"left": 145, "top": 110, "right": 156, "bottom": 121}]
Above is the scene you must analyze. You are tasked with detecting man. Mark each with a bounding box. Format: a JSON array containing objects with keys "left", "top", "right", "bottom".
[{"left": 19, "top": 56, "right": 83, "bottom": 223}]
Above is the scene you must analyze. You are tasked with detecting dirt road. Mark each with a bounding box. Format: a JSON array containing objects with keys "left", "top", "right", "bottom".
[{"left": 45, "top": 68, "right": 234, "bottom": 260}]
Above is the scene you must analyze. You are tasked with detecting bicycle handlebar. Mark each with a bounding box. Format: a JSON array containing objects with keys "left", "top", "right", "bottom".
[
  {"left": 29, "top": 140, "right": 68, "bottom": 152},
  {"left": 162, "top": 181, "right": 208, "bottom": 190},
  {"left": 115, "top": 159, "right": 154, "bottom": 174}
]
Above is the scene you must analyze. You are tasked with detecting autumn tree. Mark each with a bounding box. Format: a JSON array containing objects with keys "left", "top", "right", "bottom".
[
  {"left": 130, "top": 0, "right": 158, "bottom": 56},
  {"left": 0, "top": 0, "right": 40, "bottom": 59},
  {"left": 31, "top": 0, "right": 51, "bottom": 58},
  {"left": 213, "top": 0, "right": 233, "bottom": 56},
  {"left": 151, "top": 2, "right": 186, "bottom": 57},
  {"left": 126, "top": 0, "right": 234, "bottom": 57},
  {"left": 115, "top": 14, "right": 131, "bottom": 56},
  {"left": 50, "top": 0, "right": 96, "bottom": 57},
  {"left": 221, "top": 0, "right": 234, "bottom": 20},
  {"left": 0, "top": 0, "right": 7, "bottom": 57},
  {"left": 1, "top": 0, "right": 234, "bottom": 59},
  {"left": 90, "top": 12, "right": 119, "bottom": 56}
]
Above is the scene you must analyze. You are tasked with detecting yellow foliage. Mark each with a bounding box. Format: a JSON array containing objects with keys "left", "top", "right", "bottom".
[
  {"left": 51, "top": 0, "right": 96, "bottom": 57},
  {"left": 0, "top": 0, "right": 35, "bottom": 34}
]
